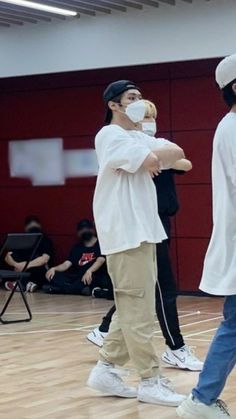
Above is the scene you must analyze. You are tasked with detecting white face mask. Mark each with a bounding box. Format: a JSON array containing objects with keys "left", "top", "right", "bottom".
[
  {"left": 125, "top": 100, "right": 146, "bottom": 123},
  {"left": 142, "top": 121, "right": 157, "bottom": 137}
]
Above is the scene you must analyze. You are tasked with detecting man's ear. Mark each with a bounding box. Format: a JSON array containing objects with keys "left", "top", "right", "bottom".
[
  {"left": 108, "top": 100, "right": 118, "bottom": 111},
  {"left": 232, "top": 83, "right": 236, "bottom": 95}
]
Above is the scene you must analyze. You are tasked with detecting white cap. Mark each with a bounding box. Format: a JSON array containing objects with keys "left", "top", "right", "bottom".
[{"left": 216, "top": 54, "right": 236, "bottom": 89}]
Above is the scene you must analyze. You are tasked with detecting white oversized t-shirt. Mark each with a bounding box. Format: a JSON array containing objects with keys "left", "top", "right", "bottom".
[
  {"left": 200, "top": 112, "right": 236, "bottom": 296},
  {"left": 93, "top": 124, "right": 172, "bottom": 255}
]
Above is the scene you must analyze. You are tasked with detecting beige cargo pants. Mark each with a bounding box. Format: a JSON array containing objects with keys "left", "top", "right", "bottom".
[{"left": 99, "top": 242, "right": 159, "bottom": 379}]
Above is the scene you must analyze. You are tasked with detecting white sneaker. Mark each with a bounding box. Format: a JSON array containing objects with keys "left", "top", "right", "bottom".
[
  {"left": 87, "top": 361, "right": 137, "bottom": 398},
  {"left": 26, "top": 282, "right": 38, "bottom": 293},
  {"left": 162, "top": 345, "right": 203, "bottom": 371},
  {"left": 176, "top": 394, "right": 231, "bottom": 418},
  {"left": 87, "top": 328, "right": 108, "bottom": 347},
  {"left": 138, "top": 375, "right": 186, "bottom": 406}
]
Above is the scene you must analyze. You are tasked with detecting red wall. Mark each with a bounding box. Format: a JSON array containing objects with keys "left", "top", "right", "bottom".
[{"left": 0, "top": 58, "right": 227, "bottom": 291}]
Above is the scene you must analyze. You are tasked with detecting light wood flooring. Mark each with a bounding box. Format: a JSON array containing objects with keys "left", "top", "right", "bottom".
[{"left": 0, "top": 292, "right": 235, "bottom": 419}]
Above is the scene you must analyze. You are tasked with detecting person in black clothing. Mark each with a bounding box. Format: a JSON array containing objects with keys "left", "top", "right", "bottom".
[
  {"left": 154, "top": 169, "right": 186, "bottom": 352},
  {"left": 87, "top": 99, "right": 203, "bottom": 371},
  {"left": 45, "top": 219, "right": 112, "bottom": 297},
  {"left": 4, "top": 215, "right": 54, "bottom": 292}
]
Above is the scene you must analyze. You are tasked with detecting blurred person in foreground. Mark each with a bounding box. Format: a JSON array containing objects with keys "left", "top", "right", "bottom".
[{"left": 177, "top": 54, "right": 236, "bottom": 419}]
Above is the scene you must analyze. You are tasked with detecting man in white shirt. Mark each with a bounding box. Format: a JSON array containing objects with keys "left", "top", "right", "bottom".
[
  {"left": 87, "top": 99, "right": 203, "bottom": 372},
  {"left": 87, "top": 80, "right": 186, "bottom": 406},
  {"left": 177, "top": 55, "right": 236, "bottom": 419}
]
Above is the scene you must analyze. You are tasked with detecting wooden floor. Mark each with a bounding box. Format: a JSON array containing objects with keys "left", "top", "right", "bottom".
[{"left": 0, "top": 292, "right": 235, "bottom": 419}]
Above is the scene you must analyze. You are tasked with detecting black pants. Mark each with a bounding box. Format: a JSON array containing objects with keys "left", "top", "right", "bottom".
[
  {"left": 47, "top": 270, "right": 113, "bottom": 296},
  {"left": 21, "top": 267, "right": 48, "bottom": 290},
  {"left": 99, "top": 239, "right": 185, "bottom": 350}
]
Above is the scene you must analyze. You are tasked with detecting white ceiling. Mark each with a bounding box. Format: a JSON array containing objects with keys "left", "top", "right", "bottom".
[
  {"left": 0, "top": 0, "right": 210, "bottom": 28},
  {"left": 1, "top": 0, "right": 234, "bottom": 78}
]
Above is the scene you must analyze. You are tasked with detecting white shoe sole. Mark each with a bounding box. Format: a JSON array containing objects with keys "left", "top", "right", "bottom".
[
  {"left": 26, "top": 283, "right": 38, "bottom": 293},
  {"left": 5, "top": 285, "right": 14, "bottom": 291},
  {"left": 162, "top": 354, "right": 203, "bottom": 372},
  {"left": 5, "top": 283, "right": 19, "bottom": 291},
  {"left": 87, "top": 376, "right": 137, "bottom": 398},
  {"left": 29, "top": 287, "right": 38, "bottom": 293},
  {"left": 176, "top": 405, "right": 199, "bottom": 418},
  {"left": 86, "top": 334, "right": 103, "bottom": 348},
  {"left": 138, "top": 394, "right": 186, "bottom": 407}
]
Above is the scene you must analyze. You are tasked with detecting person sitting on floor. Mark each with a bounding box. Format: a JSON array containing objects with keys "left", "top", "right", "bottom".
[
  {"left": 45, "top": 219, "right": 113, "bottom": 298},
  {"left": 4, "top": 215, "right": 54, "bottom": 293}
]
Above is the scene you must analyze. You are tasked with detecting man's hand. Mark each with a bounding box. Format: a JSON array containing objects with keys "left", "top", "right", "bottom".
[
  {"left": 149, "top": 167, "right": 162, "bottom": 178},
  {"left": 46, "top": 267, "right": 56, "bottom": 281},
  {"left": 82, "top": 270, "right": 93, "bottom": 286},
  {"left": 14, "top": 262, "right": 27, "bottom": 272},
  {"left": 172, "top": 158, "right": 192, "bottom": 172},
  {"left": 142, "top": 152, "right": 162, "bottom": 177},
  {"left": 153, "top": 145, "right": 185, "bottom": 169}
]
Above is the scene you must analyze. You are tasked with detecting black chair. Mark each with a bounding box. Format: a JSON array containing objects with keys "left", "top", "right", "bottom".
[{"left": 0, "top": 233, "right": 42, "bottom": 324}]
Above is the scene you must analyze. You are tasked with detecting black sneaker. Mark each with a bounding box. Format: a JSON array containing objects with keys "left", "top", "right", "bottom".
[
  {"left": 92, "top": 287, "right": 110, "bottom": 299},
  {"left": 42, "top": 284, "right": 61, "bottom": 294},
  {"left": 81, "top": 286, "right": 91, "bottom": 296}
]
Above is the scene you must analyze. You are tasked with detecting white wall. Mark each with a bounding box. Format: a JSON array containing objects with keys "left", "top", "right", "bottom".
[{"left": 1, "top": 0, "right": 236, "bottom": 78}]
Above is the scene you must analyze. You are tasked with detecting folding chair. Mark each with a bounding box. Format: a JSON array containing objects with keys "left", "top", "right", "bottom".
[{"left": 0, "top": 233, "right": 42, "bottom": 324}]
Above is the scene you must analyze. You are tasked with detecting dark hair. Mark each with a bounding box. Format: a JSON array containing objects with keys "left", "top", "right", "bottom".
[
  {"left": 106, "top": 93, "right": 124, "bottom": 124},
  {"left": 76, "top": 219, "right": 94, "bottom": 231},
  {"left": 222, "top": 79, "right": 236, "bottom": 107},
  {"left": 24, "top": 215, "right": 40, "bottom": 226},
  {"left": 25, "top": 215, "right": 40, "bottom": 226}
]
